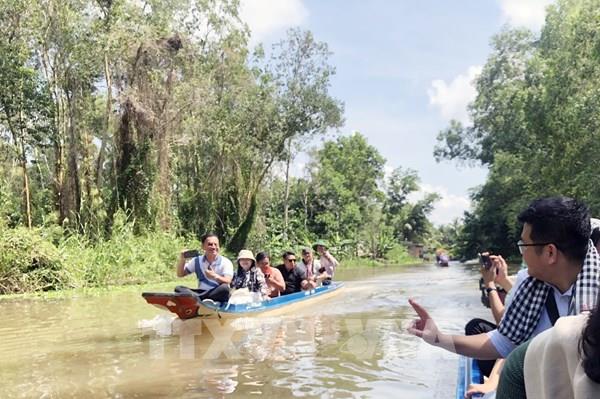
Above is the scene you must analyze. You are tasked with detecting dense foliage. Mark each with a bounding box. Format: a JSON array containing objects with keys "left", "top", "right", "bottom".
[
  {"left": 0, "top": 0, "right": 436, "bottom": 293},
  {"left": 435, "top": 0, "right": 600, "bottom": 260}
]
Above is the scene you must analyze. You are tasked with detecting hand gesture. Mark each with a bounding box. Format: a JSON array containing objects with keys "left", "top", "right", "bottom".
[
  {"left": 205, "top": 267, "right": 217, "bottom": 280},
  {"left": 480, "top": 263, "right": 497, "bottom": 286},
  {"left": 491, "top": 255, "right": 508, "bottom": 283},
  {"left": 407, "top": 299, "right": 441, "bottom": 345}
]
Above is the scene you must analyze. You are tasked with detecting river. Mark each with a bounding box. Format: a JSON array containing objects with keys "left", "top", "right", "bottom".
[{"left": 0, "top": 263, "right": 491, "bottom": 398}]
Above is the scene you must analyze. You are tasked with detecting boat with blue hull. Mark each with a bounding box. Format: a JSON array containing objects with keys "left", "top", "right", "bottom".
[{"left": 143, "top": 282, "right": 344, "bottom": 319}]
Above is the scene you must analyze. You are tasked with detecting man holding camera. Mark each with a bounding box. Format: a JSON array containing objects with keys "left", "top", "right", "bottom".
[
  {"left": 175, "top": 232, "right": 233, "bottom": 303},
  {"left": 408, "top": 196, "right": 600, "bottom": 363}
]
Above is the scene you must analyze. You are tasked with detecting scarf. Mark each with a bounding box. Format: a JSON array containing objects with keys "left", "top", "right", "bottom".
[{"left": 498, "top": 239, "right": 600, "bottom": 345}]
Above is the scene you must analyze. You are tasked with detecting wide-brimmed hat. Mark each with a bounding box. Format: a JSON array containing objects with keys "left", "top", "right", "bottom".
[
  {"left": 312, "top": 240, "right": 328, "bottom": 251},
  {"left": 237, "top": 249, "right": 256, "bottom": 262}
]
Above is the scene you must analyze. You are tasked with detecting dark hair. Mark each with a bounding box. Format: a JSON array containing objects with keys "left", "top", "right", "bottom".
[
  {"left": 591, "top": 227, "right": 600, "bottom": 247},
  {"left": 579, "top": 301, "right": 600, "bottom": 383},
  {"left": 517, "top": 197, "right": 590, "bottom": 262},
  {"left": 201, "top": 232, "right": 219, "bottom": 244},
  {"left": 282, "top": 251, "right": 295, "bottom": 260},
  {"left": 256, "top": 252, "right": 269, "bottom": 263}
]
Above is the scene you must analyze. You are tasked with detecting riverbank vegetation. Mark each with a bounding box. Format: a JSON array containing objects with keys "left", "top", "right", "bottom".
[
  {"left": 0, "top": 0, "right": 435, "bottom": 294},
  {"left": 435, "top": 0, "right": 600, "bottom": 260}
]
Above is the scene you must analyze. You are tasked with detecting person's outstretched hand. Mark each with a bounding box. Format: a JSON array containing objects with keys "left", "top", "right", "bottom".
[{"left": 407, "top": 299, "right": 441, "bottom": 345}]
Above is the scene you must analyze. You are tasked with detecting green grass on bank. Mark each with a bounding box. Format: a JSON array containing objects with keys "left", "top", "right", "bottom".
[
  {"left": 0, "top": 222, "right": 198, "bottom": 296},
  {"left": 0, "top": 225, "right": 422, "bottom": 297},
  {"left": 342, "top": 244, "right": 422, "bottom": 268}
]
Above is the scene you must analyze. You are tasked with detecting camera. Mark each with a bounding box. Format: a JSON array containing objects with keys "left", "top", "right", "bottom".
[
  {"left": 478, "top": 252, "right": 492, "bottom": 269},
  {"left": 182, "top": 249, "right": 200, "bottom": 259}
]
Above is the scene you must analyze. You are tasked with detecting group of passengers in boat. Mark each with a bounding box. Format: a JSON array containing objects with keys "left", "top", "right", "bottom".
[
  {"left": 174, "top": 233, "right": 338, "bottom": 305},
  {"left": 408, "top": 196, "right": 600, "bottom": 399}
]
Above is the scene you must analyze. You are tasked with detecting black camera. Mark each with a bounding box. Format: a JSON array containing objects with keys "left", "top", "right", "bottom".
[
  {"left": 478, "top": 252, "right": 492, "bottom": 269},
  {"left": 182, "top": 249, "right": 200, "bottom": 259}
]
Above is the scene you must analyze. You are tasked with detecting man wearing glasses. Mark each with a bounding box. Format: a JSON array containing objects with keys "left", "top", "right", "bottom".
[
  {"left": 276, "top": 251, "right": 311, "bottom": 295},
  {"left": 408, "top": 197, "right": 600, "bottom": 363}
]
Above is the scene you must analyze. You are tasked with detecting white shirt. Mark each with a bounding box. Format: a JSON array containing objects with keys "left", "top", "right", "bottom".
[
  {"left": 487, "top": 269, "right": 574, "bottom": 357},
  {"left": 298, "top": 259, "right": 321, "bottom": 277},
  {"left": 183, "top": 255, "right": 234, "bottom": 291},
  {"left": 319, "top": 252, "right": 338, "bottom": 277}
]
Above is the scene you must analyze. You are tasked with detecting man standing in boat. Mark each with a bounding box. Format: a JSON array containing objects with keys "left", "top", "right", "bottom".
[
  {"left": 175, "top": 232, "right": 233, "bottom": 303},
  {"left": 408, "top": 197, "right": 600, "bottom": 362}
]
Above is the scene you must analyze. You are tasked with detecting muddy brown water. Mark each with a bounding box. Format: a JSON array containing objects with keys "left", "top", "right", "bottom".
[{"left": 0, "top": 263, "right": 491, "bottom": 398}]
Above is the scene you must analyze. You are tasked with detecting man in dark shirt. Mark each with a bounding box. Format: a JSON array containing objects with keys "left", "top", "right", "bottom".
[{"left": 276, "top": 251, "right": 309, "bottom": 295}]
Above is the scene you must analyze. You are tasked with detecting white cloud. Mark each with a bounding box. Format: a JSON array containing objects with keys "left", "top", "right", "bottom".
[
  {"left": 409, "top": 183, "right": 472, "bottom": 226},
  {"left": 239, "top": 0, "right": 308, "bottom": 43},
  {"left": 428, "top": 65, "right": 482, "bottom": 124},
  {"left": 498, "top": 0, "right": 554, "bottom": 30}
]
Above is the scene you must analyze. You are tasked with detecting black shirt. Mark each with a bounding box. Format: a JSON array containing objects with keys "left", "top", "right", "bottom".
[{"left": 276, "top": 264, "right": 306, "bottom": 295}]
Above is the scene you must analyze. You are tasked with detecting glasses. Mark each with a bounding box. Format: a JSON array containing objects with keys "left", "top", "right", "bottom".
[
  {"left": 287, "top": 258, "right": 297, "bottom": 263},
  {"left": 516, "top": 239, "right": 553, "bottom": 255}
]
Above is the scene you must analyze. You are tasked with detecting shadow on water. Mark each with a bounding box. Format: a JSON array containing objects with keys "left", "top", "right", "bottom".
[{"left": 0, "top": 263, "right": 493, "bottom": 398}]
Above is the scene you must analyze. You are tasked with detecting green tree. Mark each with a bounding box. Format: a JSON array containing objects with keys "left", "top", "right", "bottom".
[
  {"left": 435, "top": 0, "right": 600, "bottom": 259},
  {"left": 0, "top": 0, "right": 53, "bottom": 228},
  {"left": 308, "top": 132, "right": 385, "bottom": 242}
]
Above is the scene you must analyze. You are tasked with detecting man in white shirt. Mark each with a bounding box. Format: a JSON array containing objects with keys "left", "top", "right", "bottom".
[
  {"left": 298, "top": 247, "right": 322, "bottom": 288},
  {"left": 175, "top": 233, "right": 234, "bottom": 303},
  {"left": 313, "top": 240, "right": 339, "bottom": 281},
  {"left": 408, "top": 197, "right": 598, "bottom": 361}
]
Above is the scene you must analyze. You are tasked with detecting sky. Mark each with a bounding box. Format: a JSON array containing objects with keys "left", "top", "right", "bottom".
[{"left": 238, "top": 0, "right": 554, "bottom": 225}]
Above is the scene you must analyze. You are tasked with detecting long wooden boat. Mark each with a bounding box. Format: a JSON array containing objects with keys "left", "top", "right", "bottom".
[
  {"left": 456, "top": 356, "right": 484, "bottom": 399},
  {"left": 142, "top": 282, "right": 344, "bottom": 320}
]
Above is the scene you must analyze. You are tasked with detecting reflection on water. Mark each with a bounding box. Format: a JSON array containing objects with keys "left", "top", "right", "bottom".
[{"left": 0, "top": 263, "right": 491, "bottom": 398}]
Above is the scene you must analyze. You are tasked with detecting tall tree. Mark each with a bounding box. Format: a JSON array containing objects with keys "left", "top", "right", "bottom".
[
  {"left": 0, "top": 0, "right": 53, "bottom": 228},
  {"left": 435, "top": 0, "right": 600, "bottom": 259},
  {"left": 308, "top": 132, "right": 385, "bottom": 241}
]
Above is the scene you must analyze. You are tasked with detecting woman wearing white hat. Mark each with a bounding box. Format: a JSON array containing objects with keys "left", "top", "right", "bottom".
[{"left": 230, "top": 249, "right": 269, "bottom": 300}]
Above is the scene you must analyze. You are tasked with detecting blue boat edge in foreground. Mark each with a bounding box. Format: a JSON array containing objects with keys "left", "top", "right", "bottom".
[{"left": 456, "top": 356, "right": 483, "bottom": 399}]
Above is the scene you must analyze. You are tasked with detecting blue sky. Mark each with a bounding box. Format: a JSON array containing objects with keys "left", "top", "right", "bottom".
[{"left": 239, "top": 0, "right": 554, "bottom": 224}]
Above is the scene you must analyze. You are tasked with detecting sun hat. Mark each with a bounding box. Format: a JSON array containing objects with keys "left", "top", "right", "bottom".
[
  {"left": 312, "top": 240, "right": 328, "bottom": 251},
  {"left": 237, "top": 249, "right": 256, "bottom": 262}
]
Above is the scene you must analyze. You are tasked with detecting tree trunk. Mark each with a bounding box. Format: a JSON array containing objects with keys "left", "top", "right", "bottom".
[
  {"left": 18, "top": 135, "right": 32, "bottom": 229},
  {"left": 227, "top": 192, "right": 258, "bottom": 254},
  {"left": 283, "top": 138, "right": 292, "bottom": 240},
  {"left": 6, "top": 86, "right": 33, "bottom": 229},
  {"left": 64, "top": 95, "right": 81, "bottom": 228},
  {"left": 156, "top": 69, "right": 175, "bottom": 230},
  {"left": 96, "top": 52, "right": 112, "bottom": 188}
]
